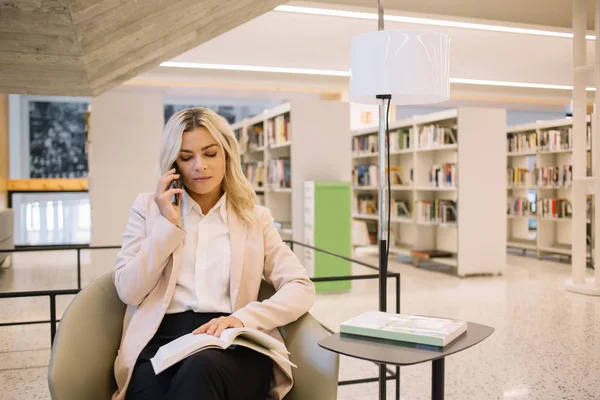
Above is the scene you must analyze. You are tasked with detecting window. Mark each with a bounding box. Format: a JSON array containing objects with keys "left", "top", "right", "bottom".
[{"left": 12, "top": 193, "right": 91, "bottom": 246}]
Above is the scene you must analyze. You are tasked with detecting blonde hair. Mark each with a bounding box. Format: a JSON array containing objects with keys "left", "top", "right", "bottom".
[{"left": 160, "top": 107, "right": 257, "bottom": 224}]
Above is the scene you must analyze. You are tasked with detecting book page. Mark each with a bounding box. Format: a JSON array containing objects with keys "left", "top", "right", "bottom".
[
  {"left": 160, "top": 333, "right": 226, "bottom": 359},
  {"left": 220, "top": 328, "right": 289, "bottom": 354},
  {"left": 151, "top": 333, "right": 226, "bottom": 374}
]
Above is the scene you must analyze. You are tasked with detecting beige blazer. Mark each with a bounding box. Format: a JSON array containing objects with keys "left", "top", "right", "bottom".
[{"left": 111, "top": 192, "right": 316, "bottom": 400}]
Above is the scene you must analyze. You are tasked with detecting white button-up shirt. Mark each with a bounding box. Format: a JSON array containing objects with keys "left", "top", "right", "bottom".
[{"left": 166, "top": 191, "right": 232, "bottom": 314}]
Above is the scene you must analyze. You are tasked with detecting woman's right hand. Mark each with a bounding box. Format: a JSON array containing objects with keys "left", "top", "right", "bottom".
[{"left": 154, "top": 168, "right": 185, "bottom": 226}]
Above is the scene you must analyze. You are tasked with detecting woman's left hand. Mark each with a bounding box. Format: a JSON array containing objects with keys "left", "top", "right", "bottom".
[{"left": 193, "top": 316, "right": 244, "bottom": 337}]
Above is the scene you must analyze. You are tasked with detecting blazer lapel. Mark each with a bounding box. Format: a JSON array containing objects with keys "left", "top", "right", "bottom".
[
  {"left": 227, "top": 201, "right": 247, "bottom": 311},
  {"left": 147, "top": 201, "right": 183, "bottom": 302}
]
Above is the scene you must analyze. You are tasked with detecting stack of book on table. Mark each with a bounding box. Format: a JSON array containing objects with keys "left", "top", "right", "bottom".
[{"left": 340, "top": 311, "right": 467, "bottom": 347}]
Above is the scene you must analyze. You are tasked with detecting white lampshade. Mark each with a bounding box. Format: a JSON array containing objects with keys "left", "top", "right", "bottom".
[{"left": 350, "top": 30, "right": 451, "bottom": 105}]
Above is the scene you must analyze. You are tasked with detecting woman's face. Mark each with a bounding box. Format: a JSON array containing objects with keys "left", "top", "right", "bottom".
[{"left": 176, "top": 126, "right": 225, "bottom": 197}]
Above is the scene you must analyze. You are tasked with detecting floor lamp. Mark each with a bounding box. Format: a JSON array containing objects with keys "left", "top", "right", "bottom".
[{"left": 349, "top": 1, "right": 451, "bottom": 397}]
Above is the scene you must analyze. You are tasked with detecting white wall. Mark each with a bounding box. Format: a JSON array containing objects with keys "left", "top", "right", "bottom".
[
  {"left": 396, "top": 105, "right": 566, "bottom": 127},
  {"left": 89, "top": 91, "right": 164, "bottom": 252},
  {"left": 290, "top": 99, "right": 351, "bottom": 265},
  {"left": 457, "top": 107, "right": 507, "bottom": 275},
  {"left": 506, "top": 109, "right": 566, "bottom": 125}
]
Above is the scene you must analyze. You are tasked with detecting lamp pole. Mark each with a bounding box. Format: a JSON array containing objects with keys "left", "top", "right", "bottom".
[
  {"left": 377, "top": 0, "right": 386, "bottom": 315},
  {"left": 377, "top": 1, "right": 388, "bottom": 399},
  {"left": 350, "top": 8, "right": 449, "bottom": 397}
]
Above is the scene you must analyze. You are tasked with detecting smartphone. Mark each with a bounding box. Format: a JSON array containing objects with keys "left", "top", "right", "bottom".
[{"left": 171, "top": 163, "right": 182, "bottom": 205}]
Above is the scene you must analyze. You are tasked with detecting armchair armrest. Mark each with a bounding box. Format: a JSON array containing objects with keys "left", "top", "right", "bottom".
[
  {"left": 48, "top": 273, "right": 126, "bottom": 400},
  {"left": 258, "top": 280, "right": 339, "bottom": 400}
]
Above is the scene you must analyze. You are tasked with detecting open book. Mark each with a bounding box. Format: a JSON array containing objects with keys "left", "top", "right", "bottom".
[{"left": 150, "top": 327, "right": 297, "bottom": 375}]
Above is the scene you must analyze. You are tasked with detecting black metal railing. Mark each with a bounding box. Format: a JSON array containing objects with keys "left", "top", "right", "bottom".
[
  {"left": 0, "top": 288, "right": 80, "bottom": 343},
  {"left": 286, "top": 240, "right": 401, "bottom": 398},
  {"left": 0, "top": 240, "right": 401, "bottom": 397},
  {"left": 0, "top": 245, "right": 121, "bottom": 289}
]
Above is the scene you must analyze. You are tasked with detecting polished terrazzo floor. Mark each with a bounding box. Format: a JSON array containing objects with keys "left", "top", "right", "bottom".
[{"left": 0, "top": 248, "right": 599, "bottom": 399}]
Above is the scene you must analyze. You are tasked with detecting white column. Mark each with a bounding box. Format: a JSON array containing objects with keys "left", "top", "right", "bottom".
[
  {"left": 89, "top": 90, "right": 164, "bottom": 273},
  {"left": 567, "top": 0, "right": 600, "bottom": 295},
  {"left": 595, "top": 0, "right": 600, "bottom": 288},
  {"left": 0, "top": 94, "right": 8, "bottom": 210},
  {"left": 571, "top": 0, "right": 588, "bottom": 285}
]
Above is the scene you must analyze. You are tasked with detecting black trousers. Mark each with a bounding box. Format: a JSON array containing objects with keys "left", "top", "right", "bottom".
[{"left": 126, "top": 311, "right": 273, "bottom": 400}]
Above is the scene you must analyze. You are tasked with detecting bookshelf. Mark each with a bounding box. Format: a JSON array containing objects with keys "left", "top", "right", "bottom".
[
  {"left": 233, "top": 100, "right": 351, "bottom": 267},
  {"left": 506, "top": 117, "right": 593, "bottom": 262},
  {"left": 351, "top": 108, "right": 506, "bottom": 277},
  {"left": 232, "top": 103, "right": 292, "bottom": 241}
]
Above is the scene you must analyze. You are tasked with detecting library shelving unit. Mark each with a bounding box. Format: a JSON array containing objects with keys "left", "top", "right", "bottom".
[
  {"left": 351, "top": 107, "right": 506, "bottom": 277},
  {"left": 232, "top": 100, "right": 350, "bottom": 267},
  {"left": 506, "top": 116, "right": 593, "bottom": 262},
  {"left": 232, "top": 103, "right": 293, "bottom": 240}
]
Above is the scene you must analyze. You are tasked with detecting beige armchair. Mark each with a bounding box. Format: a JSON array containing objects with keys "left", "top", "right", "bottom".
[
  {"left": 48, "top": 272, "right": 338, "bottom": 400},
  {"left": 0, "top": 209, "right": 14, "bottom": 267}
]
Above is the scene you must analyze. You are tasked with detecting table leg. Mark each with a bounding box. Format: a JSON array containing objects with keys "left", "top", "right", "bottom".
[
  {"left": 379, "top": 364, "right": 387, "bottom": 399},
  {"left": 431, "top": 358, "right": 445, "bottom": 400},
  {"left": 395, "top": 365, "right": 400, "bottom": 400}
]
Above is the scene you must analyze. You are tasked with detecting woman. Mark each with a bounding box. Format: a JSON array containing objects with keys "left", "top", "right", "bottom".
[{"left": 111, "top": 107, "right": 315, "bottom": 400}]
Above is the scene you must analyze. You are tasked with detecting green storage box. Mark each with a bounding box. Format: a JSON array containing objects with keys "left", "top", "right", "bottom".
[{"left": 304, "top": 181, "right": 352, "bottom": 292}]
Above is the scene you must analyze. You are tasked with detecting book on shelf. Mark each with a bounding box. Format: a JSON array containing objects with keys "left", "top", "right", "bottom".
[
  {"left": 389, "top": 129, "right": 412, "bottom": 151},
  {"left": 415, "top": 200, "right": 456, "bottom": 224},
  {"left": 268, "top": 158, "right": 291, "bottom": 189},
  {"left": 352, "top": 219, "right": 370, "bottom": 246},
  {"left": 391, "top": 199, "right": 411, "bottom": 217},
  {"left": 507, "top": 131, "right": 537, "bottom": 153},
  {"left": 233, "top": 128, "right": 242, "bottom": 142},
  {"left": 248, "top": 123, "right": 265, "bottom": 150},
  {"left": 429, "top": 163, "right": 456, "bottom": 187},
  {"left": 385, "top": 166, "right": 412, "bottom": 186},
  {"left": 508, "top": 124, "right": 590, "bottom": 153},
  {"left": 340, "top": 311, "right": 467, "bottom": 347},
  {"left": 507, "top": 197, "right": 534, "bottom": 217},
  {"left": 417, "top": 124, "right": 457, "bottom": 149},
  {"left": 537, "top": 198, "right": 572, "bottom": 219},
  {"left": 242, "top": 161, "right": 265, "bottom": 190},
  {"left": 353, "top": 164, "right": 378, "bottom": 186},
  {"left": 352, "top": 220, "right": 378, "bottom": 246},
  {"left": 538, "top": 127, "right": 572, "bottom": 152},
  {"left": 266, "top": 114, "right": 291, "bottom": 146},
  {"left": 356, "top": 194, "right": 378, "bottom": 215},
  {"left": 150, "top": 327, "right": 295, "bottom": 375},
  {"left": 236, "top": 128, "right": 248, "bottom": 154},
  {"left": 535, "top": 164, "right": 572, "bottom": 187},
  {"left": 352, "top": 135, "right": 378, "bottom": 156},
  {"left": 507, "top": 167, "right": 531, "bottom": 187}
]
